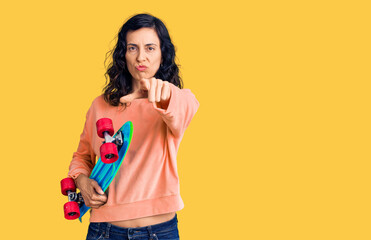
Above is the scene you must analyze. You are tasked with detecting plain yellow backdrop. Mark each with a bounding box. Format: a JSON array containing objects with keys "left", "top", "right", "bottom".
[{"left": 0, "top": 0, "right": 370, "bottom": 239}]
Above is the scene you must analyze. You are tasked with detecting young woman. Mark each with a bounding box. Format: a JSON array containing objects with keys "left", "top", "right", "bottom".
[{"left": 67, "top": 13, "right": 199, "bottom": 240}]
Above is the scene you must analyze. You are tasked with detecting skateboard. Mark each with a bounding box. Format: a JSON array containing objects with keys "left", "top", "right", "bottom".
[{"left": 60, "top": 118, "right": 133, "bottom": 222}]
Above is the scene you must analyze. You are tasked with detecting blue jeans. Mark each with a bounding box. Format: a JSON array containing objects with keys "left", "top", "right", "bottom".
[{"left": 86, "top": 214, "right": 180, "bottom": 240}]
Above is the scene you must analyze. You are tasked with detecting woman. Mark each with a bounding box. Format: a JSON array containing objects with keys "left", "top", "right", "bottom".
[{"left": 67, "top": 13, "right": 199, "bottom": 240}]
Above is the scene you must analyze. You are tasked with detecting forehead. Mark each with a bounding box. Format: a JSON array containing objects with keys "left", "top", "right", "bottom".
[{"left": 126, "top": 27, "right": 160, "bottom": 45}]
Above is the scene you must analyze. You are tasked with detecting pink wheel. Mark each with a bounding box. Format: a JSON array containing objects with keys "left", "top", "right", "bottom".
[
  {"left": 61, "top": 178, "right": 76, "bottom": 196},
  {"left": 100, "top": 142, "right": 119, "bottom": 164},
  {"left": 64, "top": 201, "right": 80, "bottom": 220},
  {"left": 96, "top": 118, "right": 114, "bottom": 138}
]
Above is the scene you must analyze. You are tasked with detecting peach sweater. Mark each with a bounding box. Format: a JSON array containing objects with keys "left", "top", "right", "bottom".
[{"left": 67, "top": 83, "right": 199, "bottom": 222}]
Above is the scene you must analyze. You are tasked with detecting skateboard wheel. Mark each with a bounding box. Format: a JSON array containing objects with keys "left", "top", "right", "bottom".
[
  {"left": 96, "top": 118, "right": 114, "bottom": 138},
  {"left": 61, "top": 178, "right": 76, "bottom": 196},
  {"left": 100, "top": 142, "right": 119, "bottom": 164},
  {"left": 64, "top": 201, "right": 80, "bottom": 220}
]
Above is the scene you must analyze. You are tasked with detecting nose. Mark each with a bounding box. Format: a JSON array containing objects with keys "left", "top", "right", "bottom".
[{"left": 136, "top": 48, "right": 146, "bottom": 62}]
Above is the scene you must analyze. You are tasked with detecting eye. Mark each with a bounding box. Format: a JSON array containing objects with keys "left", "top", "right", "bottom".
[
  {"left": 128, "top": 46, "right": 137, "bottom": 51},
  {"left": 148, "top": 46, "right": 155, "bottom": 51}
]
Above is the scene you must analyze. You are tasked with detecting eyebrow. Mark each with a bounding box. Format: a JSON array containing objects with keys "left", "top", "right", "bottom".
[{"left": 127, "top": 43, "right": 158, "bottom": 47}]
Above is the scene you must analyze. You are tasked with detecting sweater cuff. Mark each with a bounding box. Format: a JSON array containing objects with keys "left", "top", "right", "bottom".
[{"left": 68, "top": 168, "right": 91, "bottom": 180}]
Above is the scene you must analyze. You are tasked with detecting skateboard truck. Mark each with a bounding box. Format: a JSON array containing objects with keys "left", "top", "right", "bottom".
[
  {"left": 67, "top": 191, "right": 84, "bottom": 207},
  {"left": 102, "top": 130, "right": 124, "bottom": 150}
]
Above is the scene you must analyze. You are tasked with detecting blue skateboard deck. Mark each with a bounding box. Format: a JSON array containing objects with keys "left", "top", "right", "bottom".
[{"left": 78, "top": 121, "right": 133, "bottom": 222}]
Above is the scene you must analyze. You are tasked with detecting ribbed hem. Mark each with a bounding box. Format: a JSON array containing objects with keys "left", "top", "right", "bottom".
[{"left": 89, "top": 194, "right": 184, "bottom": 222}]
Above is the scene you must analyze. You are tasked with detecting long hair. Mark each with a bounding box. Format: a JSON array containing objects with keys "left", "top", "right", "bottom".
[{"left": 103, "top": 13, "right": 183, "bottom": 106}]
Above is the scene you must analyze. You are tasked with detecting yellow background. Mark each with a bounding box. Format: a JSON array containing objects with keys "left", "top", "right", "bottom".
[{"left": 0, "top": 0, "right": 370, "bottom": 239}]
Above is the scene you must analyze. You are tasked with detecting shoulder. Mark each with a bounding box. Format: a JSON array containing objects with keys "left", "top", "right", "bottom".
[
  {"left": 83, "top": 95, "right": 110, "bottom": 118},
  {"left": 170, "top": 84, "right": 197, "bottom": 97},
  {"left": 91, "top": 94, "right": 105, "bottom": 105},
  {"left": 176, "top": 86, "right": 199, "bottom": 105},
  {"left": 90, "top": 94, "right": 110, "bottom": 109}
]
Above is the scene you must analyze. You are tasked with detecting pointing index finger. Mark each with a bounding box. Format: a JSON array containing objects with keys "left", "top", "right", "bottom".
[{"left": 140, "top": 78, "right": 151, "bottom": 91}]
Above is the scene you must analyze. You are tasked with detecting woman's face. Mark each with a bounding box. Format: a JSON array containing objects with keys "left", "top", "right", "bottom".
[{"left": 125, "top": 27, "right": 162, "bottom": 83}]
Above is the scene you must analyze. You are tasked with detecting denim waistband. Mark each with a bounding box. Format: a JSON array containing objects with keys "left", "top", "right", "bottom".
[{"left": 89, "top": 213, "right": 178, "bottom": 238}]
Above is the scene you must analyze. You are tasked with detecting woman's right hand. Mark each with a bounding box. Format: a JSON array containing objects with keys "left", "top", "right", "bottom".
[{"left": 75, "top": 174, "right": 107, "bottom": 209}]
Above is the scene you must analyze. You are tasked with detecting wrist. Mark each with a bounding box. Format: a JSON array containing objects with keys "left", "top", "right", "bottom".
[{"left": 75, "top": 174, "right": 87, "bottom": 188}]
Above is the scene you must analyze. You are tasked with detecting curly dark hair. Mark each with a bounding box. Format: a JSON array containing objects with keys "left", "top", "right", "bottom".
[{"left": 103, "top": 13, "right": 183, "bottom": 106}]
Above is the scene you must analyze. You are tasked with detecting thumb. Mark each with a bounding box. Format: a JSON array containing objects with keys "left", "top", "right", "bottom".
[
  {"left": 120, "top": 90, "right": 145, "bottom": 103},
  {"left": 140, "top": 78, "right": 151, "bottom": 91},
  {"left": 92, "top": 181, "right": 104, "bottom": 195}
]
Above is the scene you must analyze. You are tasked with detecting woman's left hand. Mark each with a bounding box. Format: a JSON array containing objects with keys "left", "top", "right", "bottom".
[{"left": 120, "top": 77, "right": 171, "bottom": 108}]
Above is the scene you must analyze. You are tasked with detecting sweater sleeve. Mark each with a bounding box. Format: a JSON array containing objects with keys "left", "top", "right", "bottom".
[
  {"left": 153, "top": 83, "right": 199, "bottom": 137},
  {"left": 67, "top": 102, "right": 96, "bottom": 179}
]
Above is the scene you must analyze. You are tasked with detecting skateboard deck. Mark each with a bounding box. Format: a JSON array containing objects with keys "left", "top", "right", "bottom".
[{"left": 78, "top": 121, "right": 133, "bottom": 222}]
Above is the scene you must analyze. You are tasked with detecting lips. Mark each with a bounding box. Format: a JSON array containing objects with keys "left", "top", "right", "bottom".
[{"left": 136, "top": 65, "right": 147, "bottom": 71}]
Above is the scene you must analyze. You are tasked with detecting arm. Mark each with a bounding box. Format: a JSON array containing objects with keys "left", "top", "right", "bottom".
[
  {"left": 119, "top": 77, "right": 200, "bottom": 137},
  {"left": 67, "top": 105, "right": 96, "bottom": 180},
  {"left": 153, "top": 83, "right": 200, "bottom": 137},
  {"left": 67, "top": 100, "right": 107, "bottom": 208}
]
